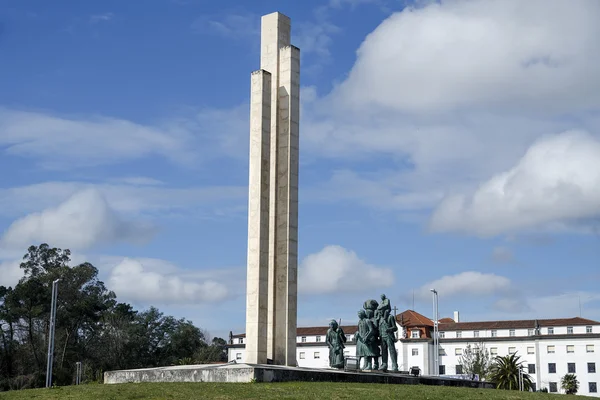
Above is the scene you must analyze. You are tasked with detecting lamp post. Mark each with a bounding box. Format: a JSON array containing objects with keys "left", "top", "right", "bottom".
[
  {"left": 430, "top": 289, "right": 439, "bottom": 376},
  {"left": 46, "top": 279, "right": 60, "bottom": 388}
]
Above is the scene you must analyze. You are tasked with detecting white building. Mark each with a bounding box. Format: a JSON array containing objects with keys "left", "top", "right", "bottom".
[{"left": 227, "top": 309, "right": 600, "bottom": 396}]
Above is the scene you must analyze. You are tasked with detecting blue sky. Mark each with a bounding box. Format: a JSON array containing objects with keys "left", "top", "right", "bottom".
[{"left": 1, "top": 0, "right": 600, "bottom": 339}]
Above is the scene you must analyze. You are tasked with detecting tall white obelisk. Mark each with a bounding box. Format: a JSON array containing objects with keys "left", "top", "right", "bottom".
[{"left": 245, "top": 12, "right": 300, "bottom": 366}]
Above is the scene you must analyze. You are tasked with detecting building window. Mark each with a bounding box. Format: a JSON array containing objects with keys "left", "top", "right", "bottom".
[
  {"left": 588, "top": 362, "right": 596, "bottom": 373},
  {"left": 528, "top": 364, "right": 536, "bottom": 374},
  {"left": 567, "top": 345, "right": 575, "bottom": 353},
  {"left": 473, "top": 330, "right": 479, "bottom": 338},
  {"left": 455, "top": 348, "right": 463, "bottom": 356},
  {"left": 238, "top": 338, "right": 244, "bottom": 344},
  {"left": 439, "top": 365, "right": 446, "bottom": 375},
  {"left": 411, "top": 330, "right": 420, "bottom": 338},
  {"left": 587, "top": 326, "right": 593, "bottom": 334},
  {"left": 299, "top": 352, "right": 305, "bottom": 359},
  {"left": 509, "top": 329, "right": 515, "bottom": 337},
  {"left": 567, "top": 326, "right": 574, "bottom": 334},
  {"left": 490, "top": 347, "right": 498, "bottom": 356},
  {"left": 590, "top": 382, "right": 597, "bottom": 393},
  {"left": 301, "top": 336, "right": 306, "bottom": 343},
  {"left": 456, "top": 365, "right": 463, "bottom": 374},
  {"left": 236, "top": 353, "right": 242, "bottom": 360},
  {"left": 439, "top": 332, "right": 445, "bottom": 338},
  {"left": 439, "top": 348, "right": 446, "bottom": 356},
  {"left": 568, "top": 363, "right": 576, "bottom": 373},
  {"left": 346, "top": 334, "right": 351, "bottom": 341},
  {"left": 456, "top": 331, "right": 462, "bottom": 338},
  {"left": 547, "top": 345, "right": 555, "bottom": 354},
  {"left": 587, "top": 344, "right": 595, "bottom": 353},
  {"left": 548, "top": 327, "right": 554, "bottom": 335},
  {"left": 527, "top": 347, "right": 534, "bottom": 354},
  {"left": 508, "top": 347, "right": 516, "bottom": 354},
  {"left": 491, "top": 330, "right": 497, "bottom": 337},
  {"left": 314, "top": 352, "right": 320, "bottom": 359},
  {"left": 528, "top": 328, "right": 534, "bottom": 336},
  {"left": 316, "top": 336, "right": 321, "bottom": 342},
  {"left": 548, "top": 363, "right": 556, "bottom": 373},
  {"left": 549, "top": 382, "right": 558, "bottom": 393},
  {"left": 412, "top": 348, "right": 419, "bottom": 356}
]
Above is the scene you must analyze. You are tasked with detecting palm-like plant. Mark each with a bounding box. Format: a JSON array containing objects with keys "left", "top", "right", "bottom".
[
  {"left": 561, "top": 373, "right": 579, "bottom": 395},
  {"left": 488, "top": 353, "right": 532, "bottom": 391}
]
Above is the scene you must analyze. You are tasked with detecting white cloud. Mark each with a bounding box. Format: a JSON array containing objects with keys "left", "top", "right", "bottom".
[
  {"left": 291, "top": 0, "right": 600, "bottom": 231},
  {"left": 90, "top": 13, "right": 114, "bottom": 24},
  {"left": 299, "top": 245, "right": 394, "bottom": 294},
  {"left": 329, "top": 0, "right": 384, "bottom": 8},
  {"left": 0, "top": 108, "right": 193, "bottom": 168},
  {"left": 491, "top": 246, "right": 515, "bottom": 264},
  {"left": 333, "top": 0, "right": 600, "bottom": 113},
  {"left": 0, "top": 181, "right": 246, "bottom": 219},
  {"left": 109, "top": 176, "right": 164, "bottom": 186},
  {"left": 0, "top": 189, "right": 155, "bottom": 250},
  {"left": 430, "top": 131, "right": 600, "bottom": 236},
  {"left": 306, "top": 169, "right": 444, "bottom": 211},
  {"left": 417, "top": 271, "right": 512, "bottom": 300},
  {"left": 108, "top": 258, "right": 228, "bottom": 305},
  {"left": 0, "top": 105, "right": 251, "bottom": 169},
  {"left": 0, "top": 260, "right": 22, "bottom": 288},
  {"left": 191, "top": 12, "right": 258, "bottom": 39}
]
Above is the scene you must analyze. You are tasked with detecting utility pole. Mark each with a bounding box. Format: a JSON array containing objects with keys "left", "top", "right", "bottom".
[
  {"left": 46, "top": 279, "right": 60, "bottom": 388},
  {"left": 430, "top": 289, "right": 439, "bottom": 376},
  {"left": 75, "top": 362, "right": 82, "bottom": 385}
]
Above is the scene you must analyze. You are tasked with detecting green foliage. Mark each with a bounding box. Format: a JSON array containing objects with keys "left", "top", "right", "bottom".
[
  {"left": 561, "top": 373, "right": 579, "bottom": 395},
  {"left": 0, "top": 244, "right": 219, "bottom": 392},
  {"left": 457, "top": 343, "right": 492, "bottom": 379},
  {"left": 488, "top": 353, "right": 532, "bottom": 391}
]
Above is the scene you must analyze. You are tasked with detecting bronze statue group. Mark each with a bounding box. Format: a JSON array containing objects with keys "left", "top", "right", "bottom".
[{"left": 326, "top": 294, "right": 399, "bottom": 372}]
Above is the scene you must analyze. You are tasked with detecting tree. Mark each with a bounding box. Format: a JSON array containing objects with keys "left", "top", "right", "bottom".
[
  {"left": 488, "top": 353, "right": 532, "bottom": 391},
  {"left": 5, "top": 244, "right": 116, "bottom": 385},
  {"left": 0, "top": 244, "right": 218, "bottom": 391},
  {"left": 458, "top": 343, "right": 492, "bottom": 380},
  {"left": 561, "top": 373, "right": 579, "bottom": 395}
]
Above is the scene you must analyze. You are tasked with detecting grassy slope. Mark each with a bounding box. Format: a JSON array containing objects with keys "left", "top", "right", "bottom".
[{"left": 0, "top": 382, "right": 571, "bottom": 400}]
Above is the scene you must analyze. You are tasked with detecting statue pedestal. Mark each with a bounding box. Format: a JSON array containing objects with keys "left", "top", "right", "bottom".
[{"left": 104, "top": 363, "right": 494, "bottom": 389}]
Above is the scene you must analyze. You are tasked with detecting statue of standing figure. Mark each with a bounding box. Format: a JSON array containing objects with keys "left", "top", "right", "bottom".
[
  {"left": 378, "top": 308, "right": 399, "bottom": 372},
  {"left": 326, "top": 319, "right": 346, "bottom": 368},
  {"left": 355, "top": 293, "right": 398, "bottom": 372}
]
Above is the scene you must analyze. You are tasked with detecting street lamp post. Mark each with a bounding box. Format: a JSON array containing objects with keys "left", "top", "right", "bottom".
[
  {"left": 430, "top": 289, "right": 439, "bottom": 376},
  {"left": 46, "top": 279, "right": 60, "bottom": 388}
]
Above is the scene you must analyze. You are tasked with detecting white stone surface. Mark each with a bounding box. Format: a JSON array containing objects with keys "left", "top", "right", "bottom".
[
  {"left": 245, "top": 69, "right": 272, "bottom": 364},
  {"left": 245, "top": 11, "right": 299, "bottom": 367}
]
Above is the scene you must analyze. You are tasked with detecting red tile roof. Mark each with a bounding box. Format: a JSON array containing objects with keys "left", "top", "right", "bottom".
[
  {"left": 230, "top": 311, "right": 598, "bottom": 338},
  {"left": 439, "top": 317, "right": 599, "bottom": 331},
  {"left": 397, "top": 310, "right": 433, "bottom": 327}
]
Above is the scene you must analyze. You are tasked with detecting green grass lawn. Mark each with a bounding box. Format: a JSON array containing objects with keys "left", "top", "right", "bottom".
[{"left": 0, "top": 382, "right": 574, "bottom": 400}]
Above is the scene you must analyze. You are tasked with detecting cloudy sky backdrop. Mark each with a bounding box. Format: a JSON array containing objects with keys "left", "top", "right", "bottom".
[{"left": 1, "top": 0, "right": 599, "bottom": 338}]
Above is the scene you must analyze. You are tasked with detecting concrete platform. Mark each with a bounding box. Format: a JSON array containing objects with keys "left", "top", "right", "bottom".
[{"left": 104, "top": 363, "right": 494, "bottom": 389}]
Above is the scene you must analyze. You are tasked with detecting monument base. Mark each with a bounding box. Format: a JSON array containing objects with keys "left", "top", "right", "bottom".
[{"left": 104, "top": 363, "right": 494, "bottom": 389}]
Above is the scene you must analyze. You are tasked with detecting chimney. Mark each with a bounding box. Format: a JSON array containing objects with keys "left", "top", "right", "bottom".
[{"left": 454, "top": 311, "right": 460, "bottom": 323}]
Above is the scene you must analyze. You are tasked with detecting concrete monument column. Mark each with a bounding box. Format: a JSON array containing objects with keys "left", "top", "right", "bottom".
[{"left": 245, "top": 12, "right": 300, "bottom": 366}]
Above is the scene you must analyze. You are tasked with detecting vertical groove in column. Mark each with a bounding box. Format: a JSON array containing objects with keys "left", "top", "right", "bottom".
[{"left": 245, "top": 69, "right": 271, "bottom": 365}]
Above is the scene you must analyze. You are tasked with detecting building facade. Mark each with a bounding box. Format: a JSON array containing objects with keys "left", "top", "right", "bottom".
[{"left": 228, "top": 310, "right": 600, "bottom": 396}]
